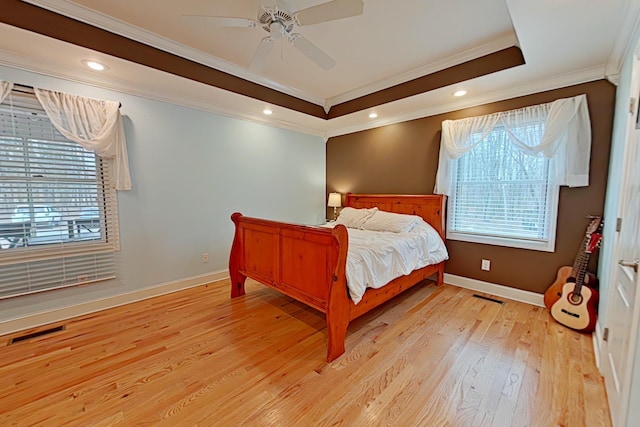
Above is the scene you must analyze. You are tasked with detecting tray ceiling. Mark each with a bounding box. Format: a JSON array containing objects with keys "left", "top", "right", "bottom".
[{"left": 0, "top": 0, "right": 636, "bottom": 137}]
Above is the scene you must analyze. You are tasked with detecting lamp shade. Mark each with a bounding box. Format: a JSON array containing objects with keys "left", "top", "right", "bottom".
[{"left": 327, "top": 192, "right": 342, "bottom": 208}]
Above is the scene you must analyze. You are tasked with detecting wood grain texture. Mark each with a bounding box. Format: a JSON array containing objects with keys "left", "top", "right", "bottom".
[
  {"left": 229, "top": 194, "right": 446, "bottom": 361},
  {"left": 0, "top": 279, "right": 611, "bottom": 426}
]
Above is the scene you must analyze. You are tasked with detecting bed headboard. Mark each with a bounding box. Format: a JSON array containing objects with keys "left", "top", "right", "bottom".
[{"left": 345, "top": 194, "right": 446, "bottom": 239}]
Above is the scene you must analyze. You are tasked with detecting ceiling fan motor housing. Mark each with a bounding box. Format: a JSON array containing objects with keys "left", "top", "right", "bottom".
[{"left": 259, "top": 7, "right": 295, "bottom": 34}]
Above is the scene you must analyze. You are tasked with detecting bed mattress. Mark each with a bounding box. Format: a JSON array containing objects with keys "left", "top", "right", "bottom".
[{"left": 323, "top": 221, "right": 448, "bottom": 304}]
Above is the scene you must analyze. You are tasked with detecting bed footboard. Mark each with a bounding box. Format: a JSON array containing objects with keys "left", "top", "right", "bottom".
[
  {"left": 229, "top": 213, "right": 349, "bottom": 360},
  {"left": 229, "top": 194, "right": 446, "bottom": 362}
]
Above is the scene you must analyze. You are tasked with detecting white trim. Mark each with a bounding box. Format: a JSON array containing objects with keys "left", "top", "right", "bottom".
[
  {"left": 444, "top": 273, "right": 545, "bottom": 307},
  {"left": 22, "top": 0, "right": 521, "bottom": 109},
  {"left": 0, "top": 270, "right": 229, "bottom": 336},
  {"left": 445, "top": 148, "right": 560, "bottom": 253},
  {"left": 0, "top": 29, "right": 605, "bottom": 140},
  {"left": 607, "top": 73, "right": 622, "bottom": 87},
  {"left": 0, "top": 47, "right": 604, "bottom": 140},
  {"left": 22, "top": 0, "right": 325, "bottom": 107},
  {"left": 605, "top": 0, "right": 640, "bottom": 81},
  {"left": 326, "top": 34, "right": 519, "bottom": 108},
  {"left": 446, "top": 232, "right": 555, "bottom": 252},
  {"left": 593, "top": 320, "right": 604, "bottom": 370},
  {"left": 0, "top": 49, "right": 327, "bottom": 138},
  {"left": 325, "top": 65, "right": 605, "bottom": 138}
]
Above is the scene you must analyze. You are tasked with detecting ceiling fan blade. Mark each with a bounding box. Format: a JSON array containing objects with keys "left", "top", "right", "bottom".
[
  {"left": 290, "top": 34, "right": 336, "bottom": 70},
  {"left": 181, "top": 15, "right": 258, "bottom": 28},
  {"left": 294, "top": 0, "right": 363, "bottom": 26},
  {"left": 275, "top": 0, "right": 292, "bottom": 13},
  {"left": 249, "top": 37, "right": 275, "bottom": 72}
]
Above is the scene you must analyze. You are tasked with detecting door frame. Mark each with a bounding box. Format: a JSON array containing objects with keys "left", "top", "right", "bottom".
[{"left": 600, "top": 49, "right": 640, "bottom": 427}]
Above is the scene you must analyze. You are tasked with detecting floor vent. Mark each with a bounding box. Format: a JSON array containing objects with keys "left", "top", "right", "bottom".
[
  {"left": 472, "top": 294, "right": 505, "bottom": 305},
  {"left": 8, "top": 325, "right": 66, "bottom": 345}
]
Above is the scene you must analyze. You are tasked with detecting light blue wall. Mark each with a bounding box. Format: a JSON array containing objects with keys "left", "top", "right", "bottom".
[{"left": 0, "top": 65, "right": 326, "bottom": 322}]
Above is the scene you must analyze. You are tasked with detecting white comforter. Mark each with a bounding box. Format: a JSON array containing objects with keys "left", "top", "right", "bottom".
[{"left": 323, "top": 221, "right": 448, "bottom": 304}]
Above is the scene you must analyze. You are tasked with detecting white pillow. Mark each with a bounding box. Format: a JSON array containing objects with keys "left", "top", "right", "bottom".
[
  {"left": 335, "top": 207, "right": 378, "bottom": 229},
  {"left": 362, "top": 210, "right": 422, "bottom": 233}
]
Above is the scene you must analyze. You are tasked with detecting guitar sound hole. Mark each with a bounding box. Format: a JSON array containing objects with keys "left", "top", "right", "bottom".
[{"left": 569, "top": 293, "right": 583, "bottom": 305}]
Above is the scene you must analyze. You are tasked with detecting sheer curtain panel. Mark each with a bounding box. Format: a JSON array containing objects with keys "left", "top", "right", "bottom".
[
  {"left": 0, "top": 81, "right": 14, "bottom": 104},
  {"left": 435, "top": 94, "right": 591, "bottom": 251},
  {"left": 0, "top": 83, "right": 120, "bottom": 298},
  {"left": 34, "top": 88, "right": 131, "bottom": 191},
  {"left": 435, "top": 94, "right": 591, "bottom": 195}
]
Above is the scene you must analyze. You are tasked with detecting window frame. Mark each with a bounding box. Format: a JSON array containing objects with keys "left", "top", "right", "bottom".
[
  {"left": 445, "top": 129, "right": 560, "bottom": 253},
  {"left": 0, "top": 87, "right": 120, "bottom": 298}
]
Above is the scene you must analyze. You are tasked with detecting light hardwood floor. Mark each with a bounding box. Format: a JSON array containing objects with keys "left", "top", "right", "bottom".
[{"left": 0, "top": 279, "right": 611, "bottom": 426}]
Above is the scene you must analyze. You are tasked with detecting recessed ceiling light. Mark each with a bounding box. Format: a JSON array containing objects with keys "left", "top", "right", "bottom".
[
  {"left": 453, "top": 90, "right": 467, "bottom": 97},
  {"left": 263, "top": 108, "right": 273, "bottom": 115},
  {"left": 368, "top": 112, "right": 378, "bottom": 119},
  {"left": 82, "top": 60, "right": 108, "bottom": 71}
]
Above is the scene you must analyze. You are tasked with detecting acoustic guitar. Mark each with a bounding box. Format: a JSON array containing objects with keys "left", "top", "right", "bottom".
[
  {"left": 543, "top": 218, "right": 600, "bottom": 310},
  {"left": 550, "top": 219, "right": 602, "bottom": 333}
]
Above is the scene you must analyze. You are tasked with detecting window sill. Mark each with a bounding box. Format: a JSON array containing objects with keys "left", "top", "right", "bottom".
[{"left": 446, "top": 230, "right": 555, "bottom": 252}]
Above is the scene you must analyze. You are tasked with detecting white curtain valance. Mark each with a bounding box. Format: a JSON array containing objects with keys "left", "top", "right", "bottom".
[
  {"left": 34, "top": 88, "right": 131, "bottom": 191},
  {"left": 434, "top": 94, "right": 591, "bottom": 195},
  {"left": 0, "top": 81, "right": 14, "bottom": 104}
]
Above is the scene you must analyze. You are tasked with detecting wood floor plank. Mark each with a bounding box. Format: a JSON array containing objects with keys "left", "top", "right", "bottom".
[{"left": 0, "top": 279, "right": 611, "bottom": 426}]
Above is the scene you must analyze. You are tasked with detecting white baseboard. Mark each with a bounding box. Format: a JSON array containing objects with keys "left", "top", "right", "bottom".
[
  {"left": 0, "top": 270, "right": 229, "bottom": 336},
  {"left": 444, "top": 273, "right": 545, "bottom": 307}
]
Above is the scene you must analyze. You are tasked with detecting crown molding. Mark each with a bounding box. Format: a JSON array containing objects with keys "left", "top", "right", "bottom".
[
  {"left": 325, "top": 33, "right": 519, "bottom": 108},
  {"left": 0, "top": 30, "right": 606, "bottom": 142},
  {"left": 22, "top": 0, "right": 326, "bottom": 107},
  {"left": 325, "top": 65, "right": 605, "bottom": 138},
  {"left": 23, "top": 0, "right": 522, "bottom": 112},
  {"left": 0, "top": 49, "right": 327, "bottom": 138},
  {"left": 605, "top": 0, "right": 640, "bottom": 82},
  {"left": 607, "top": 73, "right": 621, "bottom": 86}
]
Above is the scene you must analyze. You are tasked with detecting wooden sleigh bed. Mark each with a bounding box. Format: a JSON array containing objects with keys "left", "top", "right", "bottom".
[{"left": 229, "top": 194, "right": 446, "bottom": 362}]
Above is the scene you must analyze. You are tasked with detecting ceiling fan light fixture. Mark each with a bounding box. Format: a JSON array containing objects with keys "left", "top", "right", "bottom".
[{"left": 269, "top": 22, "right": 283, "bottom": 39}]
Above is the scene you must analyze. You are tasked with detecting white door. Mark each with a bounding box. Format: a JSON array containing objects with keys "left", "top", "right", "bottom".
[{"left": 604, "top": 55, "right": 640, "bottom": 427}]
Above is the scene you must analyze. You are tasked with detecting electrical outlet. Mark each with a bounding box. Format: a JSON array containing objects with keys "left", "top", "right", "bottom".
[
  {"left": 481, "top": 259, "right": 491, "bottom": 271},
  {"left": 202, "top": 253, "right": 209, "bottom": 263}
]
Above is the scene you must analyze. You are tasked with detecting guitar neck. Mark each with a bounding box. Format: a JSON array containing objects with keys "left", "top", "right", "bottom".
[
  {"left": 573, "top": 253, "right": 591, "bottom": 295},
  {"left": 573, "top": 232, "right": 602, "bottom": 296},
  {"left": 571, "top": 235, "right": 590, "bottom": 277}
]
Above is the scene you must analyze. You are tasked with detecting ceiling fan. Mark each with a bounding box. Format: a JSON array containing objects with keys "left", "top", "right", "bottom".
[{"left": 183, "top": 0, "right": 364, "bottom": 72}]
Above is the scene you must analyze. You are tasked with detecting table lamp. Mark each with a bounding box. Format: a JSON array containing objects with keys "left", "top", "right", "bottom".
[{"left": 327, "top": 192, "right": 341, "bottom": 221}]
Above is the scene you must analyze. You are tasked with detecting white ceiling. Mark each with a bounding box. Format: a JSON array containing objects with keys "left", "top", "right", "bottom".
[
  {"left": 61, "top": 0, "right": 518, "bottom": 103},
  {"left": 1, "top": 0, "right": 638, "bottom": 138}
]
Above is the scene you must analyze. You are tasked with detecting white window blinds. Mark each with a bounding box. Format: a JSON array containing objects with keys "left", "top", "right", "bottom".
[
  {"left": 449, "top": 126, "right": 558, "bottom": 248},
  {"left": 433, "top": 95, "right": 592, "bottom": 251},
  {"left": 0, "top": 87, "right": 119, "bottom": 298}
]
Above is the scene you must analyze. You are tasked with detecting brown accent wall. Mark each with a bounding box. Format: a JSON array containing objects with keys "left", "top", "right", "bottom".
[{"left": 326, "top": 80, "right": 616, "bottom": 294}]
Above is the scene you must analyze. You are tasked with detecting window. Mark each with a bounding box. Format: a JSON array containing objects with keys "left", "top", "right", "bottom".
[
  {"left": 436, "top": 96, "right": 591, "bottom": 252},
  {"left": 0, "top": 88, "right": 119, "bottom": 298},
  {"left": 447, "top": 125, "right": 559, "bottom": 251}
]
